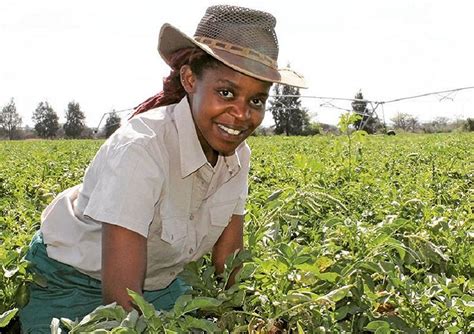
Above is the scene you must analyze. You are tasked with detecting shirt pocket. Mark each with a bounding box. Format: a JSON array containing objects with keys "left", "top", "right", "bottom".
[
  {"left": 199, "top": 200, "right": 238, "bottom": 251},
  {"left": 161, "top": 217, "right": 188, "bottom": 245}
]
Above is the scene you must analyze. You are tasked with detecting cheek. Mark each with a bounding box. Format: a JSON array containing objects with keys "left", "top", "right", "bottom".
[
  {"left": 252, "top": 112, "right": 265, "bottom": 128},
  {"left": 190, "top": 97, "right": 208, "bottom": 124}
]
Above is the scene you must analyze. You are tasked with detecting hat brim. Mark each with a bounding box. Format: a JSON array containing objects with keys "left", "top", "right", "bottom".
[{"left": 158, "top": 23, "right": 307, "bottom": 88}]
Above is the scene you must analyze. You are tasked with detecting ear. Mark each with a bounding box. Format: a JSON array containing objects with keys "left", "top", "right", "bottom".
[{"left": 180, "top": 65, "right": 197, "bottom": 94}]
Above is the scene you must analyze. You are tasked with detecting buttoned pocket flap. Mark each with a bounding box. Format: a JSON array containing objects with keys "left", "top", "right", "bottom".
[
  {"left": 161, "top": 218, "right": 187, "bottom": 244},
  {"left": 210, "top": 201, "right": 237, "bottom": 227}
]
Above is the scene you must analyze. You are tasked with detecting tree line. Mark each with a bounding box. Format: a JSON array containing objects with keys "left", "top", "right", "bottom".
[
  {"left": 2, "top": 89, "right": 473, "bottom": 140},
  {"left": 347, "top": 90, "right": 474, "bottom": 134},
  {"left": 264, "top": 87, "right": 474, "bottom": 135},
  {"left": 0, "top": 99, "right": 121, "bottom": 140}
]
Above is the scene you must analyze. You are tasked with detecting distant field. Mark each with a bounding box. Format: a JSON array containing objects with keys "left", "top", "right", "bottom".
[{"left": 1, "top": 133, "right": 473, "bottom": 332}]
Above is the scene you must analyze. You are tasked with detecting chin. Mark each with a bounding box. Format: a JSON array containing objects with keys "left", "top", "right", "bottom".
[
  {"left": 215, "top": 146, "right": 236, "bottom": 156},
  {"left": 219, "top": 149, "right": 236, "bottom": 157},
  {"left": 214, "top": 143, "right": 239, "bottom": 156}
]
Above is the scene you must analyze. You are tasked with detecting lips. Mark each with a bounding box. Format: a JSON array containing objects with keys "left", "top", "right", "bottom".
[{"left": 217, "top": 123, "right": 246, "bottom": 136}]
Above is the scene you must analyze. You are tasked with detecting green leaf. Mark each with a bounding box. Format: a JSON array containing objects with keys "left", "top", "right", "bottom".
[
  {"left": 183, "top": 297, "right": 223, "bottom": 314},
  {"left": 135, "top": 316, "right": 147, "bottom": 333},
  {"left": 76, "top": 302, "right": 126, "bottom": 327},
  {"left": 119, "top": 309, "right": 139, "bottom": 328},
  {"left": 164, "top": 330, "right": 178, "bottom": 334},
  {"left": 3, "top": 266, "right": 19, "bottom": 278},
  {"left": 375, "top": 328, "right": 391, "bottom": 334},
  {"left": 323, "top": 285, "right": 352, "bottom": 302},
  {"left": 267, "top": 189, "right": 283, "bottom": 201},
  {"left": 182, "top": 315, "right": 220, "bottom": 332},
  {"left": 173, "top": 294, "right": 193, "bottom": 317},
  {"left": 178, "top": 260, "right": 204, "bottom": 289},
  {"left": 446, "top": 326, "right": 461, "bottom": 333},
  {"left": 14, "top": 281, "right": 29, "bottom": 307},
  {"left": 111, "top": 328, "right": 139, "bottom": 333},
  {"left": 424, "top": 240, "right": 449, "bottom": 262},
  {"left": 0, "top": 308, "right": 18, "bottom": 328},
  {"left": 202, "top": 266, "right": 215, "bottom": 284},
  {"left": 297, "top": 320, "right": 305, "bottom": 334},
  {"left": 277, "top": 243, "right": 294, "bottom": 259},
  {"left": 235, "top": 262, "right": 257, "bottom": 282},
  {"left": 87, "top": 320, "right": 121, "bottom": 330},
  {"left": 365, "top": 320, "right": 390, "bottom": 331},
  {"left": 359, "top": 261, "right": 380, "bottom": 273},
  {"left": 293, "top": 254, "right": 313, "bottom": 265},
  {"left": 128, "top": 289, "right": 156, "bottom": 320},
  {"left": 59, "top": 317, "right": 77, "bottom": 330},
  {"left": 315, "top": 272, "right": 339, "bottom": 283},
  {"left": 315, "top": 256, "right": 334, "bottom": 272},
  {"left": 286, "top": 293, "right": 311, "bottom": 303},
  {"left": 334, "top": 303, "right": 362, "bottom": 321},
  {"left": 230, "top": 289, "right": 246, "bottom": 307}
]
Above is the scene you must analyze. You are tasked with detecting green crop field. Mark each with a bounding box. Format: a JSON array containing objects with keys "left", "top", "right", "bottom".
[{"left": 1, "top": 133, "right": 473, "bottom": 333}]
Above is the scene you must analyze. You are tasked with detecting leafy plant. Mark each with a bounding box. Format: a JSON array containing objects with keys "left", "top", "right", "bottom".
[{"left": 1, "top": 134, "right": 473, "bottom": 332}]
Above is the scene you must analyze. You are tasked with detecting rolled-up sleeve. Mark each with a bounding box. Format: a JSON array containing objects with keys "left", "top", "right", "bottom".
[
  {"left": 232, "top": 143, "right": 250, "bottom": 216},
  {"left": 83, "top": 143, "right": 163, "bottom": 237},
  {"left": 233, "top": 180, "right": 248, "bottom": 215}
]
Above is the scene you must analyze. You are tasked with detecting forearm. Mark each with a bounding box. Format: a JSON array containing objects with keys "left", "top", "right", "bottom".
[
  {"left": 102, "top": 271, "right": 144, "bottom": 311},
  {"left": 101, "top": 223, "right": 147, "bottom": 311},
  {"left": 212, "top": 214, "right": 244, "bottom": 287}
]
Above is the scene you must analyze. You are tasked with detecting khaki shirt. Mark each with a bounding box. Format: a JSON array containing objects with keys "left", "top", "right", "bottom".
[{"left": 41, "top": 97, "right": 249, "bottom": 290}]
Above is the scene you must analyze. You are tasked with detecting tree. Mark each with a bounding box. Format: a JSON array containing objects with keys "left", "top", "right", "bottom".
[
  {"left": 391, "top": 112, "right": 419, "bottom": 132},
  {"left": 63, "top": 101, "right": 86, "bottom": 138},
  {"left": 269, "top": 83, "right": 311, "bottom": 135},
  {"left": 421, "top": 117, "right": 451, "bottom": 133},
  {"left": 0, "top": 98, "right": 22, "bottom": 140},
  {"left": 351, "top": 90, "right": 382, "bottom": 134},
  {"left": 32, "top": 102, "right": 59, "bottom": 138},
  {"left": 104, "top": 111, "right": 121, "bottom": 138},
  {"left": 465, "top": 118, "right": 474, "bottom": 132}
]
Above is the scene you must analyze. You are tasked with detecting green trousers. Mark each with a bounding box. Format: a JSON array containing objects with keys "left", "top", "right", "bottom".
[{"left": 19, "top": 231, "right": 188, "bottom": 333}]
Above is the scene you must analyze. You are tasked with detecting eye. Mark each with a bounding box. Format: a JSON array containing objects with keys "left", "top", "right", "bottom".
[
  {"left": 218, "top": 89, "right": 234, "bottom": 99},
  {"left": 250, "top": 98, "right": 265, "bottom": 109}
]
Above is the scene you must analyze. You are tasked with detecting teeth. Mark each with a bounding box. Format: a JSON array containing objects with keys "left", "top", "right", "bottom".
[{"left": 218, "top": 124, "right": 242, "bottom": 136}]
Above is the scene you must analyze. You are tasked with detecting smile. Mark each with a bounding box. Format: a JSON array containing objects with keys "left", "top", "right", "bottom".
[{"left": 217, "top": 124, "right": 244, "bottom": 136}]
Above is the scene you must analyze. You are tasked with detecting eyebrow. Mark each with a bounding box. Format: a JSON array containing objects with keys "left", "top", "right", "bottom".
[{"left": 215, "top": 79, "right": 270, "bottom": 98}]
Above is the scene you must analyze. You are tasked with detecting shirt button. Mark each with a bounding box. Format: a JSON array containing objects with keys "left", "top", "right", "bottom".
[
  {"left": 189, "top": 214, "right": 194, "bottom": 220},
  {"left": 189, "top": 248, "right": 194, "bottom": 254},
  {"left": 170, "top": 272, "right": 175, "bottom": 276}
]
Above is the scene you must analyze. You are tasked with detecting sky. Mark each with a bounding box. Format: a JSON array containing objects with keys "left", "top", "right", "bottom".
[{"left": 1, "top": 0, "right": 474, "bottom": 129}]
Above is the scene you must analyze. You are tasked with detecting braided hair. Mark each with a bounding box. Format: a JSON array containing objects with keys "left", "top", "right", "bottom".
[{"left": 132, "top": 48, "right": 219, "bottom": 117}]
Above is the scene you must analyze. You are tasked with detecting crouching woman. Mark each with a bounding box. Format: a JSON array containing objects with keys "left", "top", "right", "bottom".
[{"left": 19, "top": 4, "right": 305, "bottom": 333}]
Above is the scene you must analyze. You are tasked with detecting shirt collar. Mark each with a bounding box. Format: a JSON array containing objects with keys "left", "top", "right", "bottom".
[
  {"left": 173, "top": 96, "right": 242, "bottom": 179},
  {"left": 174, "top": 97, "right": 207, "bottom": 178}
]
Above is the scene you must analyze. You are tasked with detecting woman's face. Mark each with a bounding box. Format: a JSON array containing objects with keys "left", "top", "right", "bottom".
[{"left": 182, "top": 63, "right": 271, "bottom": 163}]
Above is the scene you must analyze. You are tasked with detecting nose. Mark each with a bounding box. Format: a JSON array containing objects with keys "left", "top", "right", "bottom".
[{"left": 229, "top": 100, "right": 251, "bottom": 121}]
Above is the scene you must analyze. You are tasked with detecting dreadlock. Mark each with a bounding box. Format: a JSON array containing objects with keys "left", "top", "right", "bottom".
[{"left": 131, "top": 48, "right": 219, "bottom": 117}]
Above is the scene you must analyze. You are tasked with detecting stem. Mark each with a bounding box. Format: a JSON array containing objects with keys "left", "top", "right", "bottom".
[{"left": 348, "top": 130, "right": 352, "bottom": 181}]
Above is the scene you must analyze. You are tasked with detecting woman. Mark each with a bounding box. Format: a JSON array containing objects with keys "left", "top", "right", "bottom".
[{"left": 19, "top": 4, "right": 305, "bottom": 333}]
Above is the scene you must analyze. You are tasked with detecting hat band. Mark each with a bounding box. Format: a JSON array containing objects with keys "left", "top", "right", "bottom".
[{"left": 194, "top": 36, "right": 278, "bottom": 70}]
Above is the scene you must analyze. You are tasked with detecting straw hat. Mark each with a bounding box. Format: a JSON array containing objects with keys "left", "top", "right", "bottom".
[{"left": 158, "top": 5, "right": 307, "bottom": 88}]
